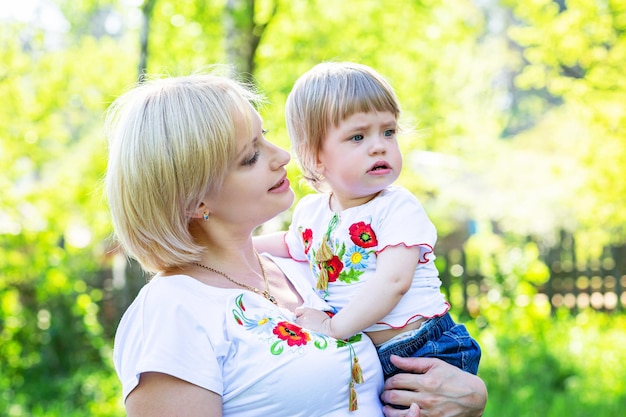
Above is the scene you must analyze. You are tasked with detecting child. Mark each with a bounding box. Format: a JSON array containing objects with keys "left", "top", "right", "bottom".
[{"left": 257, "top": 62, "right": 481, "bottom": 378}]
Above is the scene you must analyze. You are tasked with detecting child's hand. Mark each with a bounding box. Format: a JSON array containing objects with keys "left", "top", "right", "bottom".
[{"left": 295, "top": 306, "right": 332, "bottom": 335}]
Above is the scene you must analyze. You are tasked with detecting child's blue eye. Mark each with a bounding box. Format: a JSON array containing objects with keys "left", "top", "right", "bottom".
[
  {"left": 350, "top": 134, "right": 364, "bottom": 142},
  {"left": 384, "top": 129, "right": 396, "bottom": 137}
]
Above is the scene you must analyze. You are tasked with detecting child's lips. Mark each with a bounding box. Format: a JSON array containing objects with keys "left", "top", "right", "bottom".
[{"left": 368, "top": 161, "right": 391, "bottom": 173}]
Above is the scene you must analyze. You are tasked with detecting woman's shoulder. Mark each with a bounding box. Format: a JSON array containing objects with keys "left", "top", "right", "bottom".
[
  {"left": 119, "top": 274, "right": 229, "bottom": 330},
  {"left": 113, "top": 274, "right": 228, "bottom": 402},
  {"left": 138, "top": 274, "right": 217, "bottom": 304},
  {"left": 114, "top": 274, "right": 234, "bottom": 362}
]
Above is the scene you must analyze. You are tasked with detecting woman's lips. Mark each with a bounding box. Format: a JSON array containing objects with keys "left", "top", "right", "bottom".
[{"left": 269, "top": 176, "right": 290, "bottom": 192}]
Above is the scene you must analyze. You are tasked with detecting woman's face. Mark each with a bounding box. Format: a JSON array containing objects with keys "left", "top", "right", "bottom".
[{"left": 206, "top": 105, "right": 294, "bottom": 229}]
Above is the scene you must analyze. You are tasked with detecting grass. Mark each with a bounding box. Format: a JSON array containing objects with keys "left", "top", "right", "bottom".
[
  {"left": 4, "top": 304, "right": 625, "bottom": 416},
  {"left": 471, "top": 303, "right": 626, "bottom": 417}
]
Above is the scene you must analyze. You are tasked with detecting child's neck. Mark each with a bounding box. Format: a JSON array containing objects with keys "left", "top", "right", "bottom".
[{"left": 329, "top": 191, "right": 382, "bottom": 212}]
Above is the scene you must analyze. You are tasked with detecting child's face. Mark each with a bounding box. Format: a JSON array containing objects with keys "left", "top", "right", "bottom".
[{"left": 316, "top": 111, "right": 402, "bottom": 209}]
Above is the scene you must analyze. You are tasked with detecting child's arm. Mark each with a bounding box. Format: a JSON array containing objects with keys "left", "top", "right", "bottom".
[
  {"left": 253, "top": 231, "right": 290, "bottom": 257},
  {"left": 296, "top": 245, "right": 420, "bottom": 340}
]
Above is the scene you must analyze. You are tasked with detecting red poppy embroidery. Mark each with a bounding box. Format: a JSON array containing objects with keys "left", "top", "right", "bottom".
[
  {"left": 273, "top": 321, "right": 311, "bottom": 347},
  {"left": 348, "top": 222, "right": 378, "bottom": 248},
  {"left": 321, "top": 255, "right": 344, "bottom": 282},
  {"left": 301, "top": 228, "right": 313, "bottom": 254}
]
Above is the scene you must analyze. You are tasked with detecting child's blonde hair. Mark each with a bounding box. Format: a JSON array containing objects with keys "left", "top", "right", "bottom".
[
  {"left": 285, "top": 62, "right": 401, "bottom": 191},
  {"left": 104, "top": 72, "right": 262, "bottom": 273}
]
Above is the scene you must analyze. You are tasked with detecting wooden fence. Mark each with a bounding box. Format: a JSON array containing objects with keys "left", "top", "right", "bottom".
[
  {"left": 541, "top": 236, "right": 626, "bottom": 313},
  {"left": 439, "top": 234, "right": 626, "bottom": 316},
  {"left": 103, "top": 233, "right": 625, "bottom": 339}
]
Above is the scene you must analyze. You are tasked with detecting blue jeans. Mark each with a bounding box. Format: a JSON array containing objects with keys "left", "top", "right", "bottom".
[{"left": 376, "top": 312, "right": 481, "bottom": 379}]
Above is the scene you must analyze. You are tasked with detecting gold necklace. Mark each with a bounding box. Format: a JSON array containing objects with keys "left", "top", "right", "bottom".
[{"left": 192, "top": 251, "right": 278, "bottom": 305}]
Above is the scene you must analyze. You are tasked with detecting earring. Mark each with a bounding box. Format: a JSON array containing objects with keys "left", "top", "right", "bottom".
[{"left": 203, "top": 212, "right": 209, "bottom": 222}]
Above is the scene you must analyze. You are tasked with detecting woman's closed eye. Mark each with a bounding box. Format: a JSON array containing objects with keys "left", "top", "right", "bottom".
[
  {"left": 242, "top": 150, "right": 260, "bottom": 166},
  {"left": 241, "top": 131, "right": 267, "bottom": 166}
]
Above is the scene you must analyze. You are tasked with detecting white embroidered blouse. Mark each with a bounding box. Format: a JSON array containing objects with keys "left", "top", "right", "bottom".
[
  {"left": 114, "top": 255, "right": 384, "bottom": 416},
  {"left": 285, "top": 186, "right": 449, "bottom": 332}
]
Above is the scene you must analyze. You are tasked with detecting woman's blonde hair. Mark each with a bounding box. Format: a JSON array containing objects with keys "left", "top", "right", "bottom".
[
  {"left": 104, "top": 71, "right": 262, "bottom": 273},
  {"left": 285, "top": 62, "right": 402, "bottom": 191}
]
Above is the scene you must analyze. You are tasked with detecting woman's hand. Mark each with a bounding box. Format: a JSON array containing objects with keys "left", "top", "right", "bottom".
[
  {"left": 383, "top": 403, "right": 421, "bottom": 417},
  {"left": 381, "top": 355, "right": 487, "bottom": 417}
]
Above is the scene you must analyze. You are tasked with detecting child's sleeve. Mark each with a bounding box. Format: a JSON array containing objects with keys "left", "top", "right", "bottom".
[
  {"left": 376, "top": 189, "right": 437, "bottom": 260},
  {"left": 284, "top": 199, "right": 310, "bottom": 262}
]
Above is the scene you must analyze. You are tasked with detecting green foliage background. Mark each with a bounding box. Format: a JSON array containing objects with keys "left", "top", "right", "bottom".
[{"left": 1, "top": 0, "right": 625, "bottom": 416}]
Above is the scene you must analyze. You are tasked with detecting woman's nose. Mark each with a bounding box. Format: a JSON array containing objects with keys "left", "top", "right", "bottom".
[{"left": 271, "top": 143, "right": 291, "bottom": 169}]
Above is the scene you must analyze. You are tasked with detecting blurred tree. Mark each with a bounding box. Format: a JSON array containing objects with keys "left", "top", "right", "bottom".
[
  {"left": 1, "top": 0, "right": 625, "bottom": 415},
  {"left": 224, "top": 0, "right": 277, "bottom": 80},
  {"left": 497, "top": 0, "right": 626, "bottom": 251},
  {"left": 0, "top": 1, "right": 130, "bottom": 412},
  {"left": 138, "top": 0, "right": 157, "bottom": 81}
]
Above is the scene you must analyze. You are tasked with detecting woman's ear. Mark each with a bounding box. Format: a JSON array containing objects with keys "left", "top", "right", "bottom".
[{"left": 193, "top": 202, "right": 210, "bottom": 222}]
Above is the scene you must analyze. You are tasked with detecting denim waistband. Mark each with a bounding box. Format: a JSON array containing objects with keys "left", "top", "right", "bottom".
[{"left": 376, "top": 312, "right": 454, "bottom": 356}]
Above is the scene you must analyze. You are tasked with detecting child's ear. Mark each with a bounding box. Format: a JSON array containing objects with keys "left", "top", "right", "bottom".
[{"left": 314, "top": 154, "right": 326, "bottom": 175}]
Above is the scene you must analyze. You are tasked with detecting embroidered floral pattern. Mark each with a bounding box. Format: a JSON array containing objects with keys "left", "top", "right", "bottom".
[
  {"left": 305, "top": 215, "right": 377, "bottom": 292},
  {"left": 301, "top": 228, "right": 313, "bottom": 254},
  {"left": 231, "top": 294, "right": 364, "bottom": 410},
  {"left": 232, "top": 294, "right": 327, "bottom": 355},
  {"left": 322, "top": 255, "right": 344, "bottom": 282},
  {"left": 344, "top": 245, "right": 369, "bottom": 269},
  {"left": 273, "top": 321, "right": 311, "bottom": 347},
  {"left": 349, "top": 222, "right": 378, "bottom": 248}
]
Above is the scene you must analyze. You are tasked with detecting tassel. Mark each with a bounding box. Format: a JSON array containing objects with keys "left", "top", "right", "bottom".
[
  {"left": 349, "top": 381, "right": 358, "bottom": 411},
  {"left": 352, "top": 356, "right": 364, "bottom": 384},
  {"left": 315, "top": 235, "right": 333, "bottom": 263},
  {"left": 316, "top": 267, "right": 329, "bottom": 291},
  {"left": 314, "top": 235, "right": 333, "bottom": 291}
]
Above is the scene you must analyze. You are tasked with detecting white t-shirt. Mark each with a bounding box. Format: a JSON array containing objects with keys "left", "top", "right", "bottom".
[
  {"left": 114, "top": 255, "right": 384, "bottom": 416},
  {"left": 285, "top": 186, "right": 449, "bottom": 331}
]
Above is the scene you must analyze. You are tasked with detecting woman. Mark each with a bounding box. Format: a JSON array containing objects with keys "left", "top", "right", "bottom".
[{"left": 105, "top": 70, "right": 486, "bottom": 417}]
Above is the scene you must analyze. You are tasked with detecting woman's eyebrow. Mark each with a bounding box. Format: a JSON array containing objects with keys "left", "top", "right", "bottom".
[{"left": 235, "top": 137, "right": 257, "bottom": 159}]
